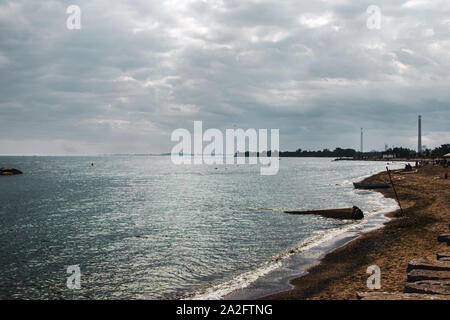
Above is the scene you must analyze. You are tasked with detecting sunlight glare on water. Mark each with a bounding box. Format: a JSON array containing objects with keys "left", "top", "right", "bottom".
[{"left": 0, "top": 156, "right": 406, "bottom": 299}]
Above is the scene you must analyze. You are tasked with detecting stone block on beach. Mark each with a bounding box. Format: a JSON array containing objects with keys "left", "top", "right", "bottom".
[
  {"left": 438, "top": 234, "right": 450, "bottom": 245},
  {"left": 437, "top": 252, "right": 450, "bottom": 260},
  {"left": 404, "top": 280, "right": 450, "bottom": 295},
  {"left": 406, "top": 258, "right": 450, "bottom": 272},
  {"left": 356, "top": 291, "right": 449, "bottom": 300},
  {"left": 407, "top": 269, "right": 450, "bottom": 282}
]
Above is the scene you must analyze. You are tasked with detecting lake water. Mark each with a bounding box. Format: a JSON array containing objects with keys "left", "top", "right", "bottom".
[{"left": 0, "top": 156, "right": 407, "bottom": 299}]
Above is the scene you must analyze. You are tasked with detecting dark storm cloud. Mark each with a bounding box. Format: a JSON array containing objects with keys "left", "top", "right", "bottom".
[{"left": 0, "top": 0, "right": 449, "bottom": 154}]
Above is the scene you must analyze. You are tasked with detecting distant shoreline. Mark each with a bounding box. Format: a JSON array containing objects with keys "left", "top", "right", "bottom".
[
  {"left": 260, "top": 164, "right": 449, "bottom": 300},
  {"left": 333, "top": 158, "right": 426, "bottom": 162}
]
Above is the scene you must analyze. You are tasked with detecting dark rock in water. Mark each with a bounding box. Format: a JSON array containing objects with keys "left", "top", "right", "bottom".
[
  {"left": 353, "top": 182, "right": 390, "bottom": 189},
  {"left": 407, "top": 269, "right": 450, "bottom": 282},
  {"left": 404, "top": 280, "right": 450, "bottom": 295},
  {"left": 351, "top": 206, "right": 364, "bottom": 220},
  {"left": 0, "top": 168, "right": 23, "bottom": 175},
  {"left": 407, "top": 259, "right": 450, "bottom": 272}
]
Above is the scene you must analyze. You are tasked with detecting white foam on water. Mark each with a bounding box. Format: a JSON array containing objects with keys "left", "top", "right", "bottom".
[
  {"left": 186, "top": 205, "right": 398, "bottom": 300},
  {"left": 184, "top": 170, "right": 400, "bottom": 301},
  {"left": 185, "top": 259, "right": 282, "bottom": 300}
]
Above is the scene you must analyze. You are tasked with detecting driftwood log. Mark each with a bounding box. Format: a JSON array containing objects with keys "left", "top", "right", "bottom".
[{"left": 284, "top": 206, "right": 364, "bottom": 220}]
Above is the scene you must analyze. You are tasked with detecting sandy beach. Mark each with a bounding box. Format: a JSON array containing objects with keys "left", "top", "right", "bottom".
[{"left": 262, "top": 164, "right": 450, "bottom": 300}]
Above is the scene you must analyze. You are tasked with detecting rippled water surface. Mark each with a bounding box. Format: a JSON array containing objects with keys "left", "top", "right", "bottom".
[{"left": 0, "top": 156, "right": 406, "bottom": 299}]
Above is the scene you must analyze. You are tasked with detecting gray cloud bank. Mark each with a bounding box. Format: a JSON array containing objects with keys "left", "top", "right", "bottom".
[{"left": 0, "top": 0, "right": 449, "bottom": 154}]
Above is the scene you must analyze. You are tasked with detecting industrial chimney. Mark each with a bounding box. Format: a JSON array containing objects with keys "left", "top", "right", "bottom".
[
  {"left": 360, "top": 128, "right": 363, "bottom": 154},
  {"left": 418, "top": 115, "right": 422, "bottom": 155}
]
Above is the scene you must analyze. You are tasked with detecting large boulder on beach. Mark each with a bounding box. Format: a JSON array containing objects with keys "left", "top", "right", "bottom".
[
  {"left": 351, "top": 206, "right": 364, "bottom": 220},
  {"left": 0, "top": 168, "right": 23, "bottom": 175}
]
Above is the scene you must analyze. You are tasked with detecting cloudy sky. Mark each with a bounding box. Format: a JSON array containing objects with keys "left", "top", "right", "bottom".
[{"left": 0, "top": 0, "right": 449, "bottom": 155}]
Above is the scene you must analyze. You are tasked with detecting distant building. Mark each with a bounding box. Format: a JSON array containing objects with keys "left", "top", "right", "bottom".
[{"left": 382, "top": 154, "right": 396, "bottom": 159}]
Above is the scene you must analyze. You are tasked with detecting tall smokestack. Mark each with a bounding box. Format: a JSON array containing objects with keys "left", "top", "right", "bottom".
[
  {"left": 360, "top": 128, "right": 363, "bottom": 154},
  {"left": 418, "top": 115, "right": 422, "bottom": 155}
]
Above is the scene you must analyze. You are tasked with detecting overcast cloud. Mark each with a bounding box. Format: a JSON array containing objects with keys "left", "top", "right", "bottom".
[{"left": 0, "top": 0, "right": 449, "bottom": 154}]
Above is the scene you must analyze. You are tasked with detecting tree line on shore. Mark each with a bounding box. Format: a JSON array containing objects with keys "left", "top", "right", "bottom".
[{"left": 239, "top": 144, "right": 450, "bottom": 158}]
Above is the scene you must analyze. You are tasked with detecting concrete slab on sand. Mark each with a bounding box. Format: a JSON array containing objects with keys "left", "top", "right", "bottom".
[
  {"left": 437, "top": 252, "right": 450, "bottom": 260},
  {"left": 407, "top": 269, "right": 450, "bottom": 282},
  {"left": 404, "top": 280, "right": 450, "bottom": 295},
  {"left": 356, "top": 292, "right": 449, "bottom": 300},
  {"left": 407, "top": 258, "right": 450, "bottom": 272}
]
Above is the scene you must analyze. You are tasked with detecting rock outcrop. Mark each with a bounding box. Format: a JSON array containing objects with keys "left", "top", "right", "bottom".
[
  {"left": 0, "top": 168, "right": 23, "bottom": 175},
  {"left": 351, "top": 206, "right": 364, "bottom": 220}
]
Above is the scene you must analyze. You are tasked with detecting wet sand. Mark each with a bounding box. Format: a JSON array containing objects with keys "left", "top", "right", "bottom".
[{"left": 261, "top": 164, "right": 450, "bottom": 300}]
